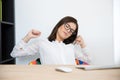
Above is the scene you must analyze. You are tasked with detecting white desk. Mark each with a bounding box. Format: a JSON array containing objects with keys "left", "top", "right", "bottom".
[{"left": 0, "top": 65, "right": 120, "bottom": 80}]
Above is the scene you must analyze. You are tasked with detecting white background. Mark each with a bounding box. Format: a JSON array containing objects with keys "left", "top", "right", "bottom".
[
  {"left": 113, "top": 0, "right": 120, "bottom": 65},
  {"left": 15, "top": 0, "right": 120, "bottom": 65}
]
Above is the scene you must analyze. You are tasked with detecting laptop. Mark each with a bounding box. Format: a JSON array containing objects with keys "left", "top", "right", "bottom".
[{"left": 76, "top": 65, "right": 120, "bottom": 70}]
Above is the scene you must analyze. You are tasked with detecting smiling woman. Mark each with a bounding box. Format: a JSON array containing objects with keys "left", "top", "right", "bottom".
[
  {"left": 10, "top": 16, "right": 91, "bottom": 65},
  {"left": 15, "top": 0, "right": 114, "bottom": 65}
]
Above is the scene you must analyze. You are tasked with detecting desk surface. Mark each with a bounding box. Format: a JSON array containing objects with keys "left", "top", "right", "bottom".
[{"left": 0, "top": 65, "right": 120, "bottom": 80}]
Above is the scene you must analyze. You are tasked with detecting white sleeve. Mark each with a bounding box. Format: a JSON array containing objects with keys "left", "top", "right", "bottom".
[
  {"left": 74, "top": 44, "right": 91, "bottom": 64},
  {"left": 10, "top": 39, "right": 40, "bottom": 58}
]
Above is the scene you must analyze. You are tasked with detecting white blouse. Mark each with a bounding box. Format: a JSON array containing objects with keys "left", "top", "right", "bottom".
[{"left": 11, "top": 38, "right": 91, "bottom": 65}]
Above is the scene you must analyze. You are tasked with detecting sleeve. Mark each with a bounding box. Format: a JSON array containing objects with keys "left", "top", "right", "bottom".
[
  {"left": 74, "top": 44, "right": 91, "bottom": 64},
  {"left": 10, "top": 39, "right": 40, "bottom": 58}
]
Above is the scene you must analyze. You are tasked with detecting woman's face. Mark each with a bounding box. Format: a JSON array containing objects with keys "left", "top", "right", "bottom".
[{"left": 56, "top": 22, "right": 77, "bottom": 41}]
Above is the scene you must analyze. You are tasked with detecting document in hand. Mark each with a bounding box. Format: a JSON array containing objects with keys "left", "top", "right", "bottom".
[{"left": 76, "top": 65, "right": 120, "bottom": 70}]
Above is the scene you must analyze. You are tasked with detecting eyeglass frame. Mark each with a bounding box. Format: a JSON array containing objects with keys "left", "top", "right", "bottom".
[{"left": 64, "top": 23, "right": 76, "bottom": 35}]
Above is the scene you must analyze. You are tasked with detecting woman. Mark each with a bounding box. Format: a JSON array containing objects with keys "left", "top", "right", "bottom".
[{"left": 11, "top": 16, "right": 91, "bottom": 65}]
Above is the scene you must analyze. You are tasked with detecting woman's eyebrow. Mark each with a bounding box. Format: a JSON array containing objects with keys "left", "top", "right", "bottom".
[{"left": 66, "top": 23, "right": 76, "bottom": 31}]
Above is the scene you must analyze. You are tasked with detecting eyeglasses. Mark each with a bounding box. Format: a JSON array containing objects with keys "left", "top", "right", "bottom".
[{"left": 64, "top": 23, "right": 76, "bottom": 35}]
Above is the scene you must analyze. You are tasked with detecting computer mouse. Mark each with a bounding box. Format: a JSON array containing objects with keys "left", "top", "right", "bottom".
[{"left": 55, "top": 66, "right": 72, "bottom": 73}]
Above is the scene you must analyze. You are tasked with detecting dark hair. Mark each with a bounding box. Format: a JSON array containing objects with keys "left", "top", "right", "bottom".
[{"left": 48, "top": 16, "right": 78, "bottom": 44}]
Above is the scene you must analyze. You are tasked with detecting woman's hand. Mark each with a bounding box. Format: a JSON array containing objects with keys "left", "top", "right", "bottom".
[
  {"left": 74, "top": 35, "right": 86, "bottom": 48},
  {"left": 23, "top": 29, "right": 41, "bottom": 43}
]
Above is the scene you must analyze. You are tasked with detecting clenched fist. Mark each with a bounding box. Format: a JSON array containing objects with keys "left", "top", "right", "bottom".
[
  {"left": 23, "top": 29, "right": 41, "bottom": 43},
  {"left": 74, "top": 35, "right": 86, "bottom": 48}
]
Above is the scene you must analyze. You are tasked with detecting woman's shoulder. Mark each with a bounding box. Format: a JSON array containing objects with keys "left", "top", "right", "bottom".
[
  {"left": 30, "top": 37, "right": 48, "bottom": 45},
  {"left": 36, "top": 37, "right": 48, "bottom": 43},
  {"left": 65, "top": 43, "right": 74, "bottom": 48}
]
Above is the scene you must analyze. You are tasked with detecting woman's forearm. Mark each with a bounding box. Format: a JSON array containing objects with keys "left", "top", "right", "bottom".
[{"left": 22, "top": 35, "right": 31, "bottom": 43}]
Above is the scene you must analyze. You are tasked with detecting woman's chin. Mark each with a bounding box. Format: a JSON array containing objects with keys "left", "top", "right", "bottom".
[
  {"left": 61, "top": 33, "right": 69, "bottom": 39},
  {"left": 62, "top": 36, "right": 69, "bottom": 40}
]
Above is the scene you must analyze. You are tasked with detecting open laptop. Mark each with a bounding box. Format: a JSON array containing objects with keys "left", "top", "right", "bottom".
[{"left": 76, "top": 65, "right": 120, "bottom": 70}]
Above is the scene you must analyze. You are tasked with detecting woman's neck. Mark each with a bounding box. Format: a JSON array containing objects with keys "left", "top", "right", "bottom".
[
  {"left": 56, "top": 35, "right": 63, "bottom": 43},
  {"left": 55, "top": 38, "right": 63, "bottom": 43}
]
